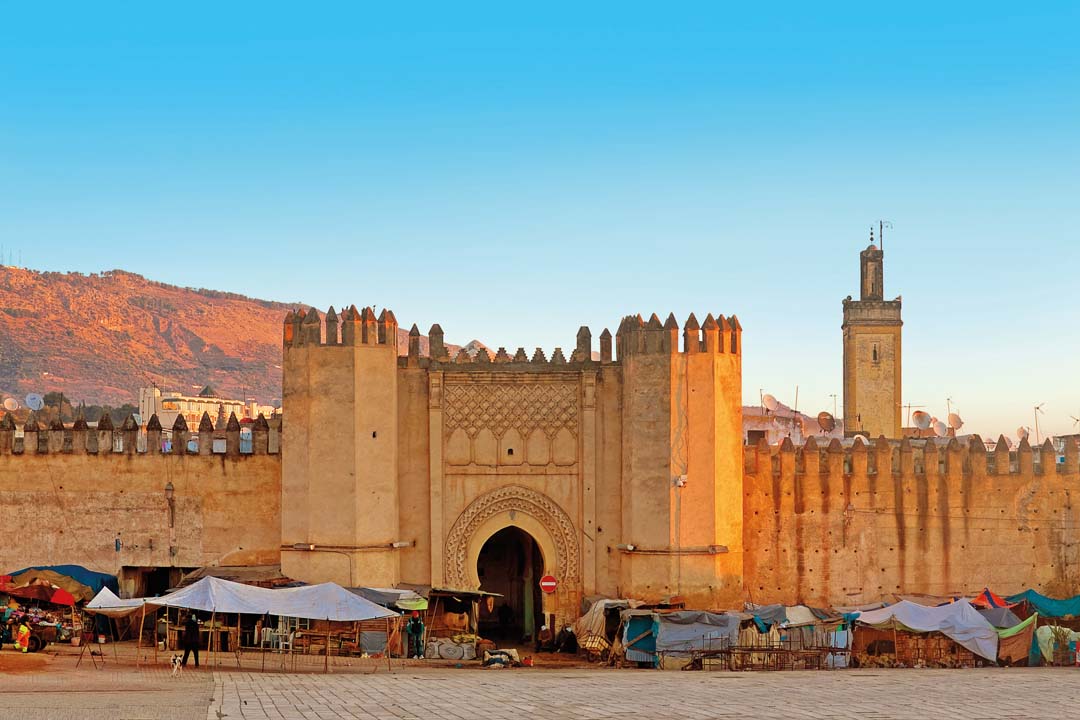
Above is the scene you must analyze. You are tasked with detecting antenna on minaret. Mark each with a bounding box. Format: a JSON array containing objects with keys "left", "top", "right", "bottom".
[{"left": 878, "top": 220, "right": 893, "bottom": 253}]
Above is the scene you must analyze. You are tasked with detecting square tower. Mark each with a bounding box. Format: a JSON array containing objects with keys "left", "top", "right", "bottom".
[{"left": 842, "top": 234, "right": 902, "bottom": 438}]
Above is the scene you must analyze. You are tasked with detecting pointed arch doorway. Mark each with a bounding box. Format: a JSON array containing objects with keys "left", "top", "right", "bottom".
[{"left": 476, "top": 526, "right": 544, "bottom": 644}]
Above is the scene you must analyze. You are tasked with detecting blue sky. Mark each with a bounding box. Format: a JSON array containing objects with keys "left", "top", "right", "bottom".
[{"left": 1, "top": 3, "right": 1078, "bottom": 438}]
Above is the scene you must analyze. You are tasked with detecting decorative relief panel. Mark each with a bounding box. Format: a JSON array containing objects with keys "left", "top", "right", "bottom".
[{"left": 443, "top": 380, "right": 578, "bottom": 438}]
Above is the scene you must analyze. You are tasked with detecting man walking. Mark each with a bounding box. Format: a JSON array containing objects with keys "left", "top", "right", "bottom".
[{"left": 181, "top": 613, "right": 201, "bottom": 668}]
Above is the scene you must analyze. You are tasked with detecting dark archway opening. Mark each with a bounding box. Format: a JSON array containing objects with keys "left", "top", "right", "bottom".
[{"left": 476, "top": 526, "right": 544, "bottom": 644}]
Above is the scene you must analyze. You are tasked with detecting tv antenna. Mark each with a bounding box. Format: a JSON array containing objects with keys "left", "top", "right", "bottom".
[
  {"left": 903, "top": 402, "right": 926, "bottom": 428},
  {"left": 1070, "top": 411, "right": 1080, "bottom": 432},
  {"left": 878, "top": 220, "right": 893, "bottom": 253},
  {"left": 1033, "top": 403, "right": 1045, "bottom": 445}
]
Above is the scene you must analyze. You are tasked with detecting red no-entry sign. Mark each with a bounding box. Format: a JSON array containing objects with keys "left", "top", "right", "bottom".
[{"left": 539, "top": 575, "right": 558, "bottom": 593}]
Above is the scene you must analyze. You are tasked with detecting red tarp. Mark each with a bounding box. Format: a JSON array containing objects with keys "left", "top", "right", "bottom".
[
  {"left": 4, "top": 583, "right": 76, "bottom": 606},
  {"left": 970, "top": 588, "right": 1016, "bottom": 610}
]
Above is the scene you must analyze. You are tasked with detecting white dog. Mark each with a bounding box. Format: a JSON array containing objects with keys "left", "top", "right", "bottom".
[{"left": 170, "top": 654, "right": 183, "bottom": 676}]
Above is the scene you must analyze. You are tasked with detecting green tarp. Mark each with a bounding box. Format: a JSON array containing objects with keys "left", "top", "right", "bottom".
[{"left": 1007, "top": 589, "right": 1080, "bottom": 618}]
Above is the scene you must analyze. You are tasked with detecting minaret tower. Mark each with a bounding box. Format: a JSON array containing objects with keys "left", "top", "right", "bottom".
[{"left": 842, "top": 228, "right": 902, "bottom": 437}]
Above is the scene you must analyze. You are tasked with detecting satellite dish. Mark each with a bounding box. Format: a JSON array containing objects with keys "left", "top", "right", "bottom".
[
  {"left": 947, "top": 412, "right": 963, "bottom": 430},
  {"left": 2, "top": 398, "right": 18, "bottom": 412},
  {"left": 271, "top": 398, "right": 282, "bottom": 409},
  {"left": 25, "top": 393, "right": 44, "bottom": 411},
  {"left": 817, "top": 411, "right": 836, "bottom": 433},
  {"left": 1017, "top": 427, "right": 1029, "bottom": 441},
  {"left": 762, "top": 394, "right": 779, "bottom": 412},
  {"left": 853, "top": 434, "right": 867, "bottom": 445},
  {"left": 912, "top": 411, "right": 932, "bottom": 430},
  {"left": 933, "top": 420, "right": 948, "bottom": 438}
]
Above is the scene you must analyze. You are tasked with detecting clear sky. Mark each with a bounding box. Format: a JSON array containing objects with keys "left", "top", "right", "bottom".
[{"left": 1, "top": 3, "right": 1078, "bottom": 439}]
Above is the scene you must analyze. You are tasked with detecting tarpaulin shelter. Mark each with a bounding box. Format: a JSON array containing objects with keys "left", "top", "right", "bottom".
[
  {"left": 348, "top": 587, "right": 428, "bottom": 612},
  {"left": 1035, "top": 624, "right": 1080, "bottom": 664},
  {"left": 5, "top": 583, "right": 75, "bottom": 606},
  {"left": 996, "top": 613, "right": 1038, "bottom": 665},
  {"left": 7, "top": 569, "right": 94, "bottom": 603},
  {"left": 84, "top": 587, "right": 147, "bottom": 618},
  {"left": 855, "top": 599, "right": 998, "bottom": 662},
  {"left": 6, "top": 565, "right": 117, "bottom": 597},
  {"left": 655, "top": 611, "right": 742, "bottom": 655},
  {"left": 978, "top": 606, "right": 1021, "bottom": 630},
  {"left": 574, "top": 598, "right": 642, "bottom": 657},
  {"left": 179, "top": 565, "right": 297, "bottom": 588},
  {"left": 971, "top": 588, "right": 1015, "bottom": 609},
  {"left": 1007, "top": 589, "right": 1080, "bottom": 619},
  {"left": 149, "top": 576, "right": 397, "bottom": 621},
  {"left": 140, "top": 577, "right": 400, "bottom": 672}
]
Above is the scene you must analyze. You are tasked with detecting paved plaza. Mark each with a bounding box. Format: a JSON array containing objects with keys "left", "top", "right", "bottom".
[{"left": 5, "top": 659, "right": 1080, "bottom": 720}]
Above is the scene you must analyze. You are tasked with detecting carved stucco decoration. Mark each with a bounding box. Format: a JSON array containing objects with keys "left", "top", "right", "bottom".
[
  {"left": 444, "top": 485, "right": 581, "bottom": 589},
  {"left": 443, "top": 381, "right": 578, "bottom": 438}
]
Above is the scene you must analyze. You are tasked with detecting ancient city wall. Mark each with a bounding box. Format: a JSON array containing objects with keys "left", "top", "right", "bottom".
[
  {"left": 0, "top": 414, "right": 281, "bottom": 596},
  {"left": 743, "top": 435, "right": 1080, "bottom": 607}
]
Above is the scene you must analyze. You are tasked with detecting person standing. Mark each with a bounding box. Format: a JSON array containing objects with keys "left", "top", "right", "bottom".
[
  {"left": 181, "top": 613, "right": 201, "bottom": 668},
  {"left": 16, "top": 619, "right": 31, "bottom": 653},
  {"left": 405, "top": 611, "right": 425, "bottom": 659}
]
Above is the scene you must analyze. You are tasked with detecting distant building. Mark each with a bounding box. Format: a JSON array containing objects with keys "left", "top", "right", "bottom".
[
  {"left": 743, "top": 401, "right": 844, "bottom": 446},
  {"left": 137, "top": 385, "right": 274, "bottom": 430}
]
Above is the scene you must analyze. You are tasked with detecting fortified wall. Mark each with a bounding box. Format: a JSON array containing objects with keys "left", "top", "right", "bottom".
[
  {"left": 744, "top": 435, "right": 1080, "bottom": 607},
  {"left": 0, "top": 412, "right": 281, "bottom": 597},
  {"left": 281, "top": 306, "right": 745, "bottom": 621},
  {"left": 2, "top": 301, "right": 1078, "bottom": 617}
]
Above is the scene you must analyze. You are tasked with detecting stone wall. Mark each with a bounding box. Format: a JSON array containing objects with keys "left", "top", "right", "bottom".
[
  {"left": 743, "top": 435, "right": 1080, "bottom": 607},
  {"left": 0, "top": 438, "right": 281, "bottom": 597}
]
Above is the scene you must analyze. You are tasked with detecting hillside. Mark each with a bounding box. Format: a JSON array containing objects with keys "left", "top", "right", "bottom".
[{"left": 0, "top": 267, "right": 454, "bottom": 407}]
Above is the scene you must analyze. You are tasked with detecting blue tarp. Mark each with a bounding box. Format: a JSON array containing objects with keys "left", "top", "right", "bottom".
[
  {"left": 6, "top": 565, "right": 118, "bottom": 595},
  {"left": 1006, "top": 589, "right": 1080, "bottom": 619}
]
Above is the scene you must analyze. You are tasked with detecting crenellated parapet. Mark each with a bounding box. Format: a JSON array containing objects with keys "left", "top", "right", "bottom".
[
  {"left": 0, "top": 413, "right": 280, "bottom": 457},
  {"left": 283, "top": 305, "right": 399, "bottom": 348},
  {"left": 284, "top": 307, "right": 743, "bottom": 371},
  {"left": 616, "top": 312, "right": 742, "bottom": 357},
  {"left": 744, "top": 434, "right": 1079, "bottom": 485}
]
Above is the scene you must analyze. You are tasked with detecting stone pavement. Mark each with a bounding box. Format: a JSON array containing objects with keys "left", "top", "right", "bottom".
[
  {"left": 1, "top": 665, "right": 212, "bottom": 720},
  {"left": 6, "top": 651, "right": 1080, "bottom": 720},
  {"left": 211, "top": 666, "right": 1080, "bottom": 720}
]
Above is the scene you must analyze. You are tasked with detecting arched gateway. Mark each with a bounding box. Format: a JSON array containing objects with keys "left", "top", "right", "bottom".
[{"left": 443, "top": 485, "right": 580, "bottom": 592}]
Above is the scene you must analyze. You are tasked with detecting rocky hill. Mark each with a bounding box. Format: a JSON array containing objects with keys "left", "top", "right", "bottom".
[{"left": 0, "top": 267, "right": 455, "bottom": 407}]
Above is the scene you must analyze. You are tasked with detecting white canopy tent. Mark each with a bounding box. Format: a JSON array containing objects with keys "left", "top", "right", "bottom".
[
  {"left": 855, "top": 599, "right": 998, "bottom": 662},
  {"left": 84, "top": 587, "right": 147, "bottom": 618},
  {"left": 148, "top": 576, "right": 397, "bottom": 621}
]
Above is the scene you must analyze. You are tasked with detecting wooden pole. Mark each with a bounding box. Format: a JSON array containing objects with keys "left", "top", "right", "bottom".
[
  {"left": 261, "top": 614, "right": 267, "bottom": 673},
  {"left": 386, "top": 616, "right": 392, "bottom": 673},
  {"left": 210, "top": 610, "right": 217, "bottom": 669},
  {"left": 324, "top": 619, "right": 330, "bottom": 674},
  {"left": 110, "top": 617, "right": 119, "bottom": 663},
  {"left": 152, "top": 607, "right": 158, "bottom": 666},
  {"left": 137, "top": 604, "right": 146, "bottom": 667},
  {"left": 164, "top": 606, "right": 170, "bottom": 656}
]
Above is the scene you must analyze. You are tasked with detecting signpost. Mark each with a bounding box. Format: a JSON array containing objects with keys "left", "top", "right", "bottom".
[{"left": 539, "top": 575, "right": 557, "bottom": 594}]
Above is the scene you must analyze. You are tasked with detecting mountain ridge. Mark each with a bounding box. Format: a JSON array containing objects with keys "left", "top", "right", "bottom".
[{"left": 0, "top": 266, "right": 457, "bottom": 406}]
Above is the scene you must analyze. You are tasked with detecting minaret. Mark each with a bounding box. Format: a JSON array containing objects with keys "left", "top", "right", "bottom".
[{"left": 842, "top": 228, "right": 902, "bottom": 438}]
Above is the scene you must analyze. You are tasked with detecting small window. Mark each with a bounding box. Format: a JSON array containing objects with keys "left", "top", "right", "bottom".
[
  {"left": 507, "top": 448, "right": 514, "bottom": 456},
  {"left": 371, "top": 431, "right": 377, "bottom": 439},
  {"left": 872, "top": 344, "right": 879, "bottom": 363}
]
